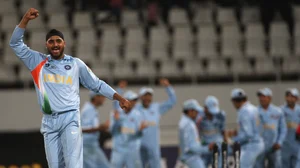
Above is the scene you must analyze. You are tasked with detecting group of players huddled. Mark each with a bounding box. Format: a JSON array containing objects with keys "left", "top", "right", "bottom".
[
  {"left": 82, "top": 83, "right": 300, "bottom": 168},
  {"left": 81, "top": 79, "right": 176, "bottom": 168},
  {"left": 179, "top": 88, "right": 300, "bottom": 168}
]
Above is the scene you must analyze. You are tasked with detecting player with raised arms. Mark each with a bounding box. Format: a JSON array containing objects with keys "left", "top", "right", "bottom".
[{"left": 9, "top": 8, "right": 130, "bottom": 168}]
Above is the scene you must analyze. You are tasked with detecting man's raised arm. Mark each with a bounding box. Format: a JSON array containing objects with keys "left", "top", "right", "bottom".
[{"left": 9, "top": 8, "right": 46, "bottom": 71}]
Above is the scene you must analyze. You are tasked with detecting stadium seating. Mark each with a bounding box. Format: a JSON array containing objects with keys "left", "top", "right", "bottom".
[
  {"left": 0, "top": 0, "right": 16, "bottom": 15},
  {"left": 160, "top": 61, "right": 183, "bottom": 77},
  {"left": 241, "top": 7, "right": 259, "bottom": 24},
  {"left": 2, "top": 14, "right": 19, "bottom": 31},
  {"left": 217, "top": 7, "right": 236, "bottom": 24},
  {"left": 113, "top": 62, "right": 135, "bottom": 79},
  {"left": 221, "top": 24, "right": 242, "bottom": 58},
  {"left": 254, "top": 58, "right": 277, "bottom": 75},
  {"left": 282, "top": 57, "right": 300, "bottom": 74},
  {"left": 270, "top": 22, "right": 290, "bottom": 57},
  {"left": 48, "top": 13, "right": 69, "bottom": 29},
  {"left": 173, "top": 26, "right": 193, "bottom": 60},
  {"left": 231, "top": 58, "right": 254, "bottom": 76},
  {"left": 206, "top": 59, "right": 229, "bottom": 76},
  {"left": 182, "top": 60, "right": 205, "bottom": 76},
  {"left": 20, "top": 0, "right": 40, "bottom": 14},
  {"left": 170, "top": 8, "right": 189, "bottom": 25},
  {"left": 1, "top": 2, "right": 299, "bottom": 85},
  {"left": 44, "top": 0, "right": 65, "bottom": 13},
  {"left": 100, "top": 28, "right": 121, "bottom": 63},
  {"left": 136, "top": 61, "right": 157, "bottom": 78},
  {"left": 122, "top": 10, "right": 140, "bottom": 27},
  {"left": 149, "top": 27, "right": 170, "bottom": 61},
  {"left": 197, "top": 25, "right": 218, "bottom": 58},
  {"left": 74, "top": 12, "right": 93, "bottom": 29},
  {"left": 125, "top": 28, "right": 145, "bottom": 61},
  {"left": 0, "top": 66, "right": 15, "bottom": 82},
  {"left": 194, "top": 8, "right": 213, "bottom": 25},
  {"left": 245, "top": 23, "right": 266, "bottom": 57},
  {"left": 92, "top": 64, "right": 112, "bottom": 79}
]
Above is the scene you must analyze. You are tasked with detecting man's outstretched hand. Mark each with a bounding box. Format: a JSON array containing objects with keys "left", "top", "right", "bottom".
[
  {"left": 19, "top": 8, "right": 39, "bottom": 28},
  {"left": 119, "top": 98, "right": 131, "bottom": 111}
]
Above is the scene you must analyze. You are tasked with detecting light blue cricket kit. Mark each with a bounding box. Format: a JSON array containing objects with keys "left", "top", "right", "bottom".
[
  {"left": 232, "top": 102, "right": 264, "bottom": 168},
  {"left": 135, "top": 86, "right": 177, "bottom": 168},
  {"left": 281, "top": 104, "right": 300, "bottom": 168},
  {"left": 10, "top": 26, "right": 116, "bottom": 168},
  {"left": 255, "top": 104, "right": 287, "bottom": 168},
  {"left": 179, "top": 114, "right": 210, "bottom": 168},
  {"left": 81, "top": 102, "right": 110, "bottom": 168},
  {"left": 197, "top": 110, "right": 226, "bottom": 168},
  {"left": 110, "top": 109, "right": 143, "bottom": 168}
]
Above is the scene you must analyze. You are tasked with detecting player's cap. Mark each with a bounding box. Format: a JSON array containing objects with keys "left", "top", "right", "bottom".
[
  {"left": 231, "top": 88, "right": 247, "bottom": 100},
  {"left": 205, "top": 96, "right": 220, "bottom": 115},
  {"left": 257, "top": 88, "right": 273, "bottom": 97},
  {"left": 139, "top": 87, "right": 154, "bottom": 96},
  {"left": 123, "top": 90, "right": 139, "bottom": 101},
  {"left": 89, "top": 91, "right": 103, "bottom": 98},
  {"left": 183, "top": 99, "right": 202, "bottom": 112},
  {"left": 286, "top": 88, "right": 299, "bottom": 97}
]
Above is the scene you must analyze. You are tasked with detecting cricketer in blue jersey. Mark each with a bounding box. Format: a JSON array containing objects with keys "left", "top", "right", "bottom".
[
  {"left": 113, "top": 80, "right": 128, "bottom": 112},
  {"left": 10, "top": 8, "right": 131, "bottom": 168},
  {"left": 81, "top": 92, "right": 111, "bottom": 168},
  {"left": 281, "top": 88, "right": 300, "bottom": 168},
  {"left": 135, "top": 78, "right": 177, "bottom": 168},
  {"left": 255, "top": 88, "right": 287, "bottom": 168},
  {"left": 229, "top": 88, "right": 264, "bottom": 168},
  {"left": 110, "top": 90, "right": 148, "bottom": 168},
  {"left": 179, "top": 99, "right": 215, "bottom": 168},
  {"left": 197, "top": 96, "right": 226, "bottom": 168}
]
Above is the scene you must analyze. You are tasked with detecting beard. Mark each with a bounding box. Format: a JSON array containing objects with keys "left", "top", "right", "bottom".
[{"left": 47, "top": 47, "right": 65, "bottom": 59}]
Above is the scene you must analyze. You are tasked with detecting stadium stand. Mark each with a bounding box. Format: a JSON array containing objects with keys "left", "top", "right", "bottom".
[{"left": 0, "top": 0, "right": 298, "bottom": 87}]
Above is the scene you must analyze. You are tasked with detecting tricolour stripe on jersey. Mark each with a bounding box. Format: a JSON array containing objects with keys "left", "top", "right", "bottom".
[{"left": 31, "top": 59, "right": 52, "bottom": 114}]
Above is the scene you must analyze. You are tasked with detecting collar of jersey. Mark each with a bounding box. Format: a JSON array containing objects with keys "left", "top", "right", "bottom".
[{"left": 47, "top": 54, "right": 71, "bottom": 62}]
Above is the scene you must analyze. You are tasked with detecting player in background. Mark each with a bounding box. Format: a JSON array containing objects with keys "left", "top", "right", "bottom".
[
  {"left": 113, "top": 80, "right": 128, "bottom": 112},
  {"left": 10, "top": 8, "right": 130, "bottom": 168},
  {"left": 255, "top": 88, "right": 287, "bottom": 168},
  {"left": 281, "top": 88, "right": 300, "bottom": 168},
  {"left": 197, "top": 96, "right": 226, "bottom": 168},
  {"left": 178, "top": 99, "right": 216, "bottom": 168},
  {"left": 110, "top": 90, "right": 148, "bottom": 168},
  {"left": 136, "top": 78, "right": 177, "bottom": 168},
  {"left": 81, "top": 92, "right": 111, "bottom": 168},
  {"left": 228, "top": 88, "right": 264, "bottom": 168}
]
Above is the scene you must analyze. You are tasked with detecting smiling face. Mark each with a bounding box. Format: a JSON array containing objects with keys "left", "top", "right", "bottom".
[{"left": 46, "top": 36, "right": 65, "bottom": 59}]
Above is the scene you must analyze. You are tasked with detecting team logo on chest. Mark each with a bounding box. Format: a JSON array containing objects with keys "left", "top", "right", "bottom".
[
  {"left": 64, "top": 65, "right": 72, "bottom": 70},
  {"left": 271, "top": 115, "right": 280, "bottom": 120}
]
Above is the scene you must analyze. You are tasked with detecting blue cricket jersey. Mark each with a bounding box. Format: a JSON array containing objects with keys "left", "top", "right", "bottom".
[
  {"left": 135, "top": 86, "right": 177, "bottom": 149},
  {"left": 109, "top": 109, "right": 143, "bottom": 153},
  {"left": 10, "top": 26, "right": 116, "bottom": 114},
  {"left": 81, "top": 102, "right": 100, "bottom": 145},
  {"left": 197, "top": 111, "right": 226, "bottom": 144},
  {"left": 258, "top": 104, "right": 287, "bottom": 150},
  {"left": 281, "top": 104, "right": 300, "bottom": 149},
  {"left": 179, "top": 114, "right": 210, "bottom": 161},
  {"left": 232, "top": 102, "right": 263, "bottom": 145}
]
